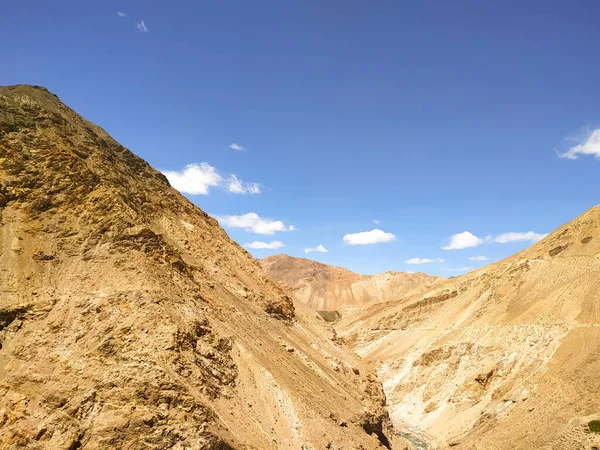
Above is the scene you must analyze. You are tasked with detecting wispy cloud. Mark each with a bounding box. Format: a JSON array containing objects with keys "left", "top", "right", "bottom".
[
  {"left": 445, "top": 266, "right": 474, "bottom": 273},
  {"left": 216, "top": 213, "right": 295, "bottom": 235},
  {"left": 230, "top": 143, "right": 245, "bottom": 151},
  {"left": 405, "top": 257, "right": 444, "bottom": 264},
  {"left": 559, "top": 129, "right": 600, "bottom": 160},
  {"left": 494, "top": 232, "right": 548, "bottom": 243},
  {"left": 372, "top": 219, "right": 380, "bottom": 224},
  {"left": 244, "top": 241, "right": 284, "bottom": 250},
  {"left": 442, "top": 231, "right": 483, "bottom": 250},
  {"left": 117, "top": 12, "right": 127, "bottom": 17},
  {"left": 468, "top": 255, "right": 489, "bottom": 261},
  {"left": 305, "top": 245, "right": 328, "bottom": 254},
  {"left": 343, "top": 229, "right": 395, "bottom": 245},
  {"left": 163, "top": 163, "right": 222, "bottom": 195},
  {"left": 228, "top": 175, "right": 261, "bottom": 195},
  {"left": 136, "top": 20, "right": 148, "bottom": 33}
]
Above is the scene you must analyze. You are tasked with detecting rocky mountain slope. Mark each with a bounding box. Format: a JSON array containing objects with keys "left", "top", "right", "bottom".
[
  {"left": 339, "top": 205, "right": 600, "bottom": 449},
  {"left": 261, "top": 254, "right": 444, "bottom": 311},
  {"left": 0, "top": 85, "right": 411, "bottom": 449}
]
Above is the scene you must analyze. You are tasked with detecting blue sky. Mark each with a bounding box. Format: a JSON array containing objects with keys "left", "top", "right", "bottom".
[{"left": 2, "top": 1, "right": 599, "bottom": 275}]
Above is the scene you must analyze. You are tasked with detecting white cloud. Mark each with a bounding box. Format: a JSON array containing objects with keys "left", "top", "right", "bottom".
[
  {"left": 468, "top": 255, "right": 489, "bottom": 261},
  {"left": 227, "top": 176, "right": 244, "bottom": 194},
  {"left": 443, "top": 230, "right": 546, "bottom": 250},
  {"left": 118, "top": 12, "right": 127, "bottom": 17},
  {"left": 445, "top": 266, "right": 474, "bottom": 273},
  {"left": 244, "top": 241, "right": 284, "bottom": 250},
  {"left": 494, "top": 232, "right": 548, "bottom": 243},
  {"left": 343, "top": 229, "right": 395, "bottom": 245},
  {"left": 230, "top": 143, "right": 245, "bottom": 151},
  {"left": 372, "top": 219, "right": 380, "bottom": 224},
  {"left": 216, "top": 213, "right": 295, "bottom": 235},
  {"left": 163, "top": 163, "right": 222, "bottom": 195},
  {"left": 163, "top": 163, "right": 262, "bottom": 196},
  {"left": 559, "top": 129, "right": 600, "bottom": 160},
  {"left": 305, "top": 245, "right": 328, "bottom": 254},
  {"left": 228, "top": 175, "right": 261, "bottom": 195},
  {"left": 247, "top": 184, "right": 261, "bottom": 194},
  {"left": 136, "top": 20, "right": 148, "bottom": 32},
  {"left": 405, "top": 257, "right": 444, "bottom": 264},
  {"left": 442, "top": 231, "right": 484, "bottom": 250}
]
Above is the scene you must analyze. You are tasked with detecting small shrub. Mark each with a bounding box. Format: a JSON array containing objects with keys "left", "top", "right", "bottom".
[
  {"left": 29, "top": 195, "right": 53, "bottom": 213},
  {"left": 317, "top": 310, "right": 341, "bottom": 323},
  {"left": 549, "top": 244, "right": 568, "bottom": 257},
  {"left": 589, "top": 420, "right": 600, "bottom": 433},
  {"left": 0, "top": 123, "right": 20, "bottom": 135}
]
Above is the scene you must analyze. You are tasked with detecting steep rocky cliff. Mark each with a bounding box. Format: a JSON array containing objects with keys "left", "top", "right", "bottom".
[{"left": 0, "top": 85, "right": 409, "bottom": 449}]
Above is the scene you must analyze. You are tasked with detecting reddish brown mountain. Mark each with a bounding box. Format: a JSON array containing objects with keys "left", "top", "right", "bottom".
[{"left": 262, "top": 254, "right": 444, "bottom": 311}]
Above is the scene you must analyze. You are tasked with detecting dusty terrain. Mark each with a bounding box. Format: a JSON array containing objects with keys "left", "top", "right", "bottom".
[
  {"left": 339, "top": 205, "right": 600, "bottom": 449},
  {"left": 0, "top": 85, "right": 414, "bottom": 449},
  {"left": 261, "top": 254, "right": 443, "bottom": 311},
  {"left": 3, "top": 84, "right": 599, "bottom": 450}
]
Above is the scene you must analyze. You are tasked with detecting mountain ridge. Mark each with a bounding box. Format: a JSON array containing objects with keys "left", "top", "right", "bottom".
[
  {"left": 264, "top": 253, "right": 437, "bottom": 277},
  {"left": 262, "top": 254, "right": 444, "bottom": 311}
]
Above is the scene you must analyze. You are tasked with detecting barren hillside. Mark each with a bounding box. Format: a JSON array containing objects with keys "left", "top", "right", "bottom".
[
  {"left": 339, "top": 205, "right": 600, "bottom": 449},
  {"left": 262, "top": 254, "right": 444, "bottom": 311},
  {"left": 0, "top": 85, "right": 412, "bottom": 449}
]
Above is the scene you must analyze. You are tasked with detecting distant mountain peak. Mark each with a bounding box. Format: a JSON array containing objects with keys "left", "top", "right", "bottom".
[{"left": 262, "top": 253, "right": 444, "bottom": 310}]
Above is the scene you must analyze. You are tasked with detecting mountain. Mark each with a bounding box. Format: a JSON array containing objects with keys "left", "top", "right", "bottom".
[
  {"left": 0, "top": 85, "right": 411, "bottom": 449},
  {"left": 339, "top": 205, "right": 600, "bottom": 449},
  {"left": 261, "top": 254, "right": 444, "bottom": 311}
]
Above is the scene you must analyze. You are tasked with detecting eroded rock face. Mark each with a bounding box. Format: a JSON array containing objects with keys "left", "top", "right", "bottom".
[
  {"left": 339, "top": 205, "right": 600, "bottom": 450},
  {"left": 262, "top": 254, "right": 444, "bottom": 311},
  {"left": 0, "top": 85, "right": 407, "bottom": 449}
]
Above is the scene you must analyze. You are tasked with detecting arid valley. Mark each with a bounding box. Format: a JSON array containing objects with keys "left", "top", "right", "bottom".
[
  {"left": 2, "top": 4, "right": 600, "bottom": 449},
  {"left": 1, "top": 84, "right": 599, "bottom": 449}
]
